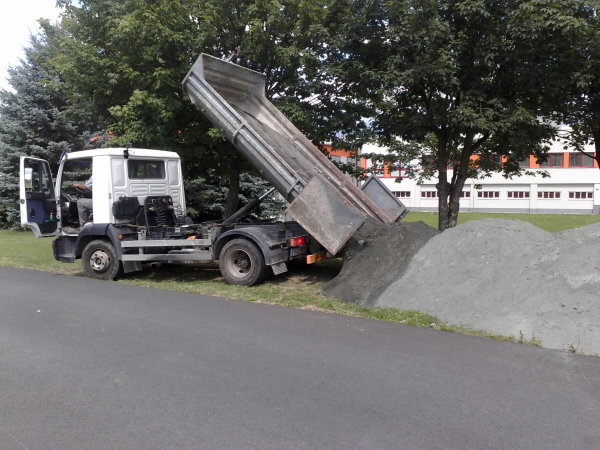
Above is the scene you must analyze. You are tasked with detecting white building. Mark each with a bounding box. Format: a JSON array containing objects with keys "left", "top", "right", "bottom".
[{"left": 341, "top": 140, "right": 600, "bottom": 215}]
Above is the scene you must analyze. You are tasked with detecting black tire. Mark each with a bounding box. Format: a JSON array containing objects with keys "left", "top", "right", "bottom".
[
  {"left": 82, "top": 239, "right": 123, "bottom": 281},
  {"left": 219, "top": 238, "right": 268, "bottom": 286}
]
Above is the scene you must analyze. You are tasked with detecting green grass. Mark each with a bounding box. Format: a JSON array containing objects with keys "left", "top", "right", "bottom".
[
  {"left": 0, "top": 229, "right": 81, "bottom": 274},
  {"left": 3, "top": 211, "right": 598, "bottom": 347}
]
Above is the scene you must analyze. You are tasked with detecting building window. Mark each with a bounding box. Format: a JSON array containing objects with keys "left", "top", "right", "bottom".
[
  {"left": 569, "top": 192, "right": 593, "bottom": 199},
  {"left": 569, "top": 153, "right": 595, "bottom": 167},
  {"left": 507, "top": 191, "right": 530, "bottom": 199},
  {"left": 489, "top": 154, "right": 502, "bottom": 168},
  {"left": 388, "top": 162, "right": 408, "bottom": 178},
  {"left": 539, "top": 154, "right": 564, "bottom": 167},
  {"left": 518, "top": 157, "right": 530, "bottom": 168},
  {"left": 394, "top": 191, "right": 411, "bottom": 198},
  {"left": 460, "top": 191, "right": 471, "bottom": 198},
  {"left": 477, "top": 191, "right": 500, "bottom": 198},
  {"left": 365, "top": 158, "right": 384, "bottom": 176},
  {"left": 537, "top": 191, "right": 561, "bottom": 199},
  {"left": 421, "top": 155, "right": 435, "bottom": 170}
]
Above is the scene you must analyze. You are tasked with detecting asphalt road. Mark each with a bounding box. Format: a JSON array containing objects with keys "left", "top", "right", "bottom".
[{"left": 0, "top": 266, "right": 599, "bottom": 449}]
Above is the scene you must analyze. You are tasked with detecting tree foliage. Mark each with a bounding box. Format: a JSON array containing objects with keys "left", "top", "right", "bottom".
[
  {"left": 552, "top": 1, "right": 600, "bottom": 167},
  {"left": 44, "top": 0, "right": 366, "bottom": 218},
  {"left": 328, "top": 0, "right": 585, "bottom": 230}
]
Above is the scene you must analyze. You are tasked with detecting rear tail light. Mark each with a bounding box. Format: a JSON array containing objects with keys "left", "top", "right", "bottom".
[{"left": 289, "top": 236, "right": 307, "bottom": 247}]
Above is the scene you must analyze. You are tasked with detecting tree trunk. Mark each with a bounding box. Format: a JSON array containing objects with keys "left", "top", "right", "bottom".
[
  {"left": 437, "top": 167, "right": 450, "bottom": 231},
  {"left": 436, "top": 137, "right": 451, "bottom": 231},
  {"left": 438, "top": 132, "right": 475, "bottom": 230},
  {"left": 447, "top": 189, "right": 462, "bottom": 228},
  {"left": 446, "top": 148, "right": 472, "bottom": 229},
  {"left": 446, "top": 153, "right": 471, "bottom": 228},
  {"left": 223, "top": 152, "right": 241, "bottom": 219}
]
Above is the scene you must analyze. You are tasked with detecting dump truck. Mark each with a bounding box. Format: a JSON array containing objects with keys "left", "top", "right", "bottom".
[{"left": 19, "top": 54, "right": 407, "bottom": 286}]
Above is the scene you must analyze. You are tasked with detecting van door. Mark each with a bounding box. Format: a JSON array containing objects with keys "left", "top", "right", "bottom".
[{"left": 20, "top": 156, "right": 58, "bottom": 237}]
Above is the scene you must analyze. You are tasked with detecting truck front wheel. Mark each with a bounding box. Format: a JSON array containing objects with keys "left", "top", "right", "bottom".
[
  {"left": 219, "top": 238, "right": 267, "bottom": 286},
  {"left": 82, "top": 239, "right": 123, "bottom": 281}
]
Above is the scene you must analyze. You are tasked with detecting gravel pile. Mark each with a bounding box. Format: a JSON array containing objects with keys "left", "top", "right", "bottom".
[
  {"left": 323, "top": 219, "right": 440, "bottom": 306},
  {"left": 375, "top": 219, "right": 600, "bottom": 354}
]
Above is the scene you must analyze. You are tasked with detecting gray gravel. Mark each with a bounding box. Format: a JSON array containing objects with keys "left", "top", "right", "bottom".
[
  {"left": 323, "top": 219, "right": 440, "bottom": 306},
  {"left": 376, "top": 219, "right": 600, "bottom": 354}
]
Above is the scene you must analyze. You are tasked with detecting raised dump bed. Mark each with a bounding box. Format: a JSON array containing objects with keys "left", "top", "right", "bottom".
[{"left": 183, "top": 53, "right": 407, "bottom": 254}]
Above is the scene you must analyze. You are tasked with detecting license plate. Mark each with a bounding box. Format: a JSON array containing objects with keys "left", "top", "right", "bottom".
[{"left": 290, "top": 246, "right": 306, "bottom": 257}]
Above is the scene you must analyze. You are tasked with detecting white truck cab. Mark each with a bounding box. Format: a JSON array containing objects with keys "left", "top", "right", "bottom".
[{"left": 20, "top": 148, "right": 185, "bottom": 237}]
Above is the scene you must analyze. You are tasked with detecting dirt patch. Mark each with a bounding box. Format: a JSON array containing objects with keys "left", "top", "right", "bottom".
[
  {"left": 323, "top": 219, "right": 440, "bottom": 306},
  {"left": 376, "top": 219, "right": 600, "bottom": 354}
]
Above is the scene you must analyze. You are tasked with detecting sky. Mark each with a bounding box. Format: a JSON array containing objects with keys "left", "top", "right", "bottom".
[{"left": 0, "top": 1, "right": 62, "bottom": 91}]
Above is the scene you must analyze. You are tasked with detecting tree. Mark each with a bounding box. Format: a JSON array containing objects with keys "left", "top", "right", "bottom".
[
  {"left": 0, "top": 34, "right": 102, "bottom": 228},
  {"left": 45, "top": 0, "right": 367, "bottom": 219},
  {"left": 328, "top": 0, "right": 584, "bottom": 230},
  {"left": 551, "top": 1, "right": 600, "bottom": 168}
]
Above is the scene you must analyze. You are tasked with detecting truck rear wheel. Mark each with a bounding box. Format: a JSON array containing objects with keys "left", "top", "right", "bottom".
[
  {"left": 219, "top": 238, "right": 267, "bottom": 286},
  {"left": 82, "top": 239, "right": 123, "bottom": 281}
]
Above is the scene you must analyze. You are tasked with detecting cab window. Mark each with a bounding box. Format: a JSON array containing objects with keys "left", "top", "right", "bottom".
[
  {"left": 128, "top": 160, "right": 165, "bottom": 179},
  {"left": 61, "top": 159, "right": 92, "bottom": 188}
]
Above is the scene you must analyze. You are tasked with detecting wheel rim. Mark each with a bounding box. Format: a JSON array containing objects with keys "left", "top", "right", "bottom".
[
  {"left": 89, "top": 249, "right": 111, "bottom": 273},
  {"left": 225, "top": 249, "right": 252, "bottom": 279}
]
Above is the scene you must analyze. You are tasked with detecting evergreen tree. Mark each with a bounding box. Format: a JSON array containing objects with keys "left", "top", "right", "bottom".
[{"left": 0, "top": 34, "right": 102, "bottom": 228}]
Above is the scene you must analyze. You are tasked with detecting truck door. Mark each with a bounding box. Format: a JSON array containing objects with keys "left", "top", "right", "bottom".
[{"left": 19, "top": 156, "right": 58, "bottom": 237}]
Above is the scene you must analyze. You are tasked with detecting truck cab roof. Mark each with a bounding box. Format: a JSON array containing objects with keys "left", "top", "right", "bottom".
[{"left": 63, "top": 148, "right": 180, "bottom": 161}]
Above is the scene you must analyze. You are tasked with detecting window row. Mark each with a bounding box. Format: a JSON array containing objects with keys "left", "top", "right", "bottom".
[
  {"left": 508, "top": 191, "right": 529, "bottom": 198},
  {"left": 537, "top": 153, "right": 595, "bottom": 168},
  {"left": 366, "top": 159, "right": 409, "bottom": 178},
  {"left": 419, "top": 192, "right": 471, "bottom": 198},
  {"left": 538, "top": 191, "right": 559, "bottom": 199},
  {"left": 414, "top": 191, "right": 593, "bottom": 200},
  {"left": 569, "top": 192, "right": 593, "bottom": 199}
]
